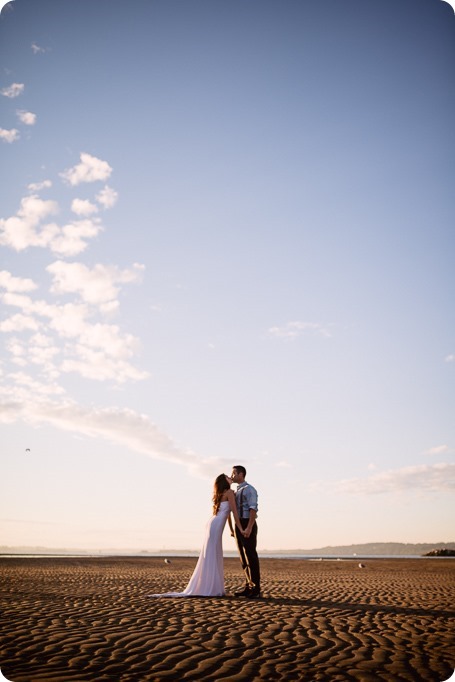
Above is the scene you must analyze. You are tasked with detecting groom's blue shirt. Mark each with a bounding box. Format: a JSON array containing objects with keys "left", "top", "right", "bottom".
[{"left": 236, "top": 481, "right": 258, "bottom": 518}]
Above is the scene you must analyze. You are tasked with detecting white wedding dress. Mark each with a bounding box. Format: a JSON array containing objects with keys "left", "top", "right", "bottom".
[{"left": 150, "top": 500, "right": 230, "bottom": 597}]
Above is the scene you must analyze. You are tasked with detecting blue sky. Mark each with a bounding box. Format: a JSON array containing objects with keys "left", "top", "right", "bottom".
[{"left": 1, "top": 0, "right": 454, "bottom": 552}]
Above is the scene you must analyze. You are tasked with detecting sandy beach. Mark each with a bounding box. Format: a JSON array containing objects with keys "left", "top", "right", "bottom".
[{"left": 1, "top": 557, "right": 454, "bottom": 681}]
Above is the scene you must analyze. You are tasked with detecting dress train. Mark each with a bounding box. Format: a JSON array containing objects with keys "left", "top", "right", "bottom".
[{"left": 150, "top": 500, "right": 230, "bottom": 597}]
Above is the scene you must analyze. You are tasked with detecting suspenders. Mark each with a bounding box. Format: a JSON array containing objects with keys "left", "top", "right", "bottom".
[{"left": 237, "top": 485, "right": 247, "bottom": 518}]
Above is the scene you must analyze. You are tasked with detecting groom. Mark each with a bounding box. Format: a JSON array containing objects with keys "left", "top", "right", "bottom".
[{"left": 231, "top": 465, "right": 261, "bottom": 598}]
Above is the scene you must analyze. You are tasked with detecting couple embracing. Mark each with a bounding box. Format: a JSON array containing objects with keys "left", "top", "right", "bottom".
[{"left": 151, "top": 466, "right": 260, "bottom": 599}]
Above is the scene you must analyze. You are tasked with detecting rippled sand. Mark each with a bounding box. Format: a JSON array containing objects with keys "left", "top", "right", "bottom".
[{"left": 1, "top": 557, "right": 454, "bottom": 681}]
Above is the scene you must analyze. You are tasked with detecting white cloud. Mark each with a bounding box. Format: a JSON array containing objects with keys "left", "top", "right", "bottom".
[
  {"left": 61, "top": 347, "right": 148, "bottom": 383},
  {"left": 27, "top": 180, "right": 52, "bottom": 192},
  {"left": 31, "top": 43, "right": 48, "bottom": 54},
  {"left": 60, "top": 153, "right": 112, "bottom": 186},
  {"left": 6, "top": 338, "right": 28, "bottom": 367},
  {"left": 16, "top": 110, "right": 36, "bottom": 126},
  {"left": 30, "top": 332, "right": 58, "bottom": 347},
  {"left": 310, "top": 462, "right": 455, "bottom": 495},
  {"left": 268, "top": 321, "right": 332, "bottom": 340},
  {"left": 424, "top": 445, "right": 454, "bottom": 457},
  {"left": 48, "top": 218, "right": 103, "bottom": 257},
  {"left": 0, "top": 128, "right": 20, "bottom": 143},
  {"left": 27, "top": 333, "right": 60, "bottom": 375},
  {"left": 1, "top": 290, "right": 148, "bottom": 385},
  {"left": 5, "top": 335, "right": 60, "bottom": 378},
  {"left": 46, "top": 260, "right": 144, "bottom": 308},
  {"left": 1, "top": 291, "right": 55, "bottom": 319},
  {"left": 45, "top": 302, "right": 90, "bottom": 338},
  {"left": 57, "top": 319, "right": 149, "bottom": 384},
  {"left": 0, "top": 313, "right": 40, "bottom": 333},
  {"left": 71, "top": 198, "right": 98, "bottom": 216},
  {"left": 0, "top": 399, "right": 223, "bottom": 479},
  {"left": 17, "top": 194, "right": 57, "bottom": 222},
  {"left": 445, "top": 354, "right": 455, "bottom": 363},
  {"left": 0, "top": 194, "right": 59, "bottom": 251},
  {"left": 2, "top": 372, "right": 65, "bottom": 399},
  {"left": 96, "top": 185, "right": 118, "bottom": 209},
  {"left": 77, "top": 323, "right": 135, "bottom": 356},
  {"left": 0, "top": 271, "right": 38, "bottom": 293},
  {"left": 0, "top": 154, "right": 148, "bottom": 388},
  {"left": 2, "top": 156, "right": 118, "bottom": 255},
  {"left": 1, "top": 83, "right": 24, "bottom": 98}
]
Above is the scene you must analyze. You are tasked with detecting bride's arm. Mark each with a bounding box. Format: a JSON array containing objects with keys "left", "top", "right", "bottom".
[{"left": 227, "top": 490, "right": 244, "bottom": 532}]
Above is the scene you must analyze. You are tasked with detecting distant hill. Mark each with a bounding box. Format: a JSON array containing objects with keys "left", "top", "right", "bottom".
[
  {"left": 0, "top": 546, "right": 100, "bottom": 556},
  {"left": 266, "top": 542, "right": 455, "bottom": 556}
]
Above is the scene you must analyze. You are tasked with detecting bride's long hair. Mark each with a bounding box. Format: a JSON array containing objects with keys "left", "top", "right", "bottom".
[{"left": 212, "top": 474, "right": 230, "bottom": 516}]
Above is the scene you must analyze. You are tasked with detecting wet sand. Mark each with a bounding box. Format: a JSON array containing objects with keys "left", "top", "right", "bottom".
[{"left": 1, "top": 557, "right": 454, "bottom": 681}]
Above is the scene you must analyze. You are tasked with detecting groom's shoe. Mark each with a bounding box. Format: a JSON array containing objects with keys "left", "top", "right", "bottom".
[
  {"left": 247, "top": 588, "right": 261, "bottom": 599},
  {"left": 234, "top": 586, "right": 251, "bottom": 597}
]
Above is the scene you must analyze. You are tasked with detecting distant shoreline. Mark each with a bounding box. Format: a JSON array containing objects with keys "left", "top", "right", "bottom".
[
  {"left": 2, "top": 541, "right": 455, "bottom": 558},
  {"left": 1, "top": 552, "right": 454, "bottom": 560}
]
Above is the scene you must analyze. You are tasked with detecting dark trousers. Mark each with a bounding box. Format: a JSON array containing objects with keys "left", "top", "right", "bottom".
[{"left": 235, "top": 519, "right": 260, "bottom": 590}]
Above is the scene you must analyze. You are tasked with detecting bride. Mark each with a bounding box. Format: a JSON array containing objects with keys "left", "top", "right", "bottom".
[{"left": 150, "top": 474, "right": 245, "bottom": 597}]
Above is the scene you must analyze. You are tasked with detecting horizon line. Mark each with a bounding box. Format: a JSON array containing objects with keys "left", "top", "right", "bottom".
[{"left": 2, "top": 540, "right": 454, "bottom": 555}]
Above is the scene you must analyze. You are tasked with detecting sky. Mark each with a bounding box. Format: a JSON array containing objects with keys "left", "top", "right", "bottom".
[{"left": 0, "top": 0, "right": 454, "bottom": 553}]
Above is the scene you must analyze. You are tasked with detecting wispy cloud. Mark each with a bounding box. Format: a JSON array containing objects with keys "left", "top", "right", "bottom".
[
  {"left": 3, "top": 372, "right": 64, "bottom": 398},
  {"left": 445, "top": 354, "right": 454, "bottom": 363},
  {"left": 275, "top": 460, "right": 292, "bottom": 468},
  {"left": 1, "top": 83, "right": 24, "bottom": 98},
  {"left": 1, "top": 518, "right": 62, "bottom": 526},
  {"left": 0, "top": 127, "right": 20, "bottom": 143},
  {"left": 60, "top": 153, "right": 112, "bottom": 186},
  {"left": 27, "top": 180, "right": 52, "bottom": 192},
  {"left": 309, "top": 463, "right": 455, "bottom": 495},
  {"left": 423, "top": 444, "right": 454, "bottom": 457},
  {"left": 268, "top": 321, "right": 332, "bottom": 340},
  {"left": 31, "top": 42, "right": 49, "bottom": 55},
  {"left": 7, "top": 334, "right": 60, "bottom": 376},
  {"left": 16, "top": 110, "right": 36, "bottom": 126},
  {"left": 0, "top": 399, "right": 223, "bottom": 479},
  {"left": 60, "top": 347, "right": 148, "bottom": 383}
]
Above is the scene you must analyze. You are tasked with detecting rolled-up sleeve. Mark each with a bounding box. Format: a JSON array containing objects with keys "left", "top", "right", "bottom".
[{"left": 244, "top": 485, "right": 258, "bottom": 514}]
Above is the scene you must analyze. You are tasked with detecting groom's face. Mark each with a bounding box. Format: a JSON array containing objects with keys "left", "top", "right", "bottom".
[{"left": 231, "top": 468, "right": 239, "bottom": 482}]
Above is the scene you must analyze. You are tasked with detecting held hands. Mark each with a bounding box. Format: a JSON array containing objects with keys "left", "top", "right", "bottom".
[{"left": 234, "top": 527, "right": 250, "bottom": 538}]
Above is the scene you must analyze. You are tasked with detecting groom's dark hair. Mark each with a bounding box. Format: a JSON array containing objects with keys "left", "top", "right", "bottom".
[{"left": 234, "top": 465, "right": 246, "bottom": 477}]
